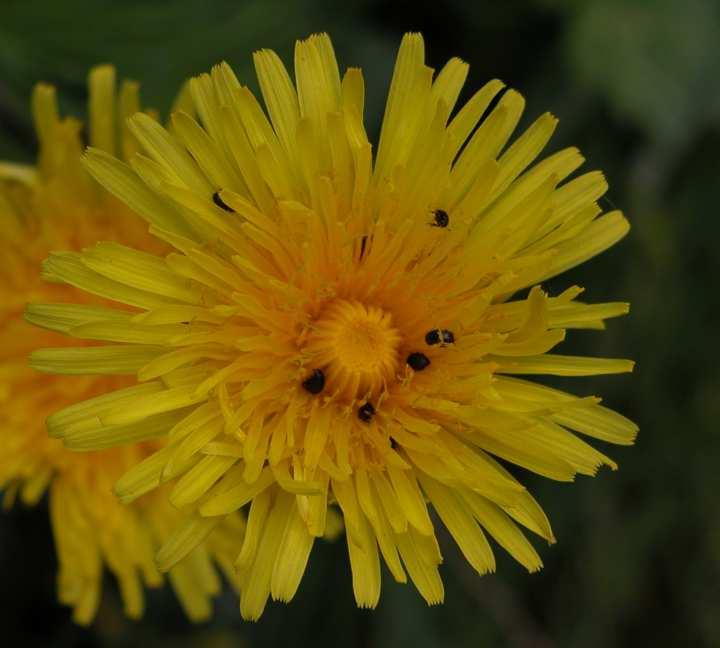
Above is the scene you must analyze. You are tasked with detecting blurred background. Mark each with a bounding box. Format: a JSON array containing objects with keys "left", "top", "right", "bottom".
[{"left": 1, "top": 0, "right": 719, "bottom": 646}]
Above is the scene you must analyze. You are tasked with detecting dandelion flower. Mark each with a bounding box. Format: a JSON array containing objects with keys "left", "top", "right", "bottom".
[
  {"left": 32, "top": 34, "right": 638, "bottom": 619},
  {"left": 0, "top": 66, "right": 241, "bottom": 624}
]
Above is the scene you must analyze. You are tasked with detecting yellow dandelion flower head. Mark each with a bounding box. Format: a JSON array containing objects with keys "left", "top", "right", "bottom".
[
  {"left": 0, "top": 66, "right": 240, "bottom": 624},
  {"left": 34, "top": 34, "right": 638, "bottom": 620}
]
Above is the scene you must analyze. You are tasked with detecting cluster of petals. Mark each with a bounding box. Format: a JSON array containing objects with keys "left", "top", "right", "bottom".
[
  {"left": 0, "top": 66, "right": 243, "bottom": 624},
  {"left": 6, "top": 32, "right": 636, "bottom": 621}
]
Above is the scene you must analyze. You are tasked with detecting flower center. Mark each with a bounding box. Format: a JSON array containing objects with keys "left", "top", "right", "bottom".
[{"left": 304, "top": 300, "right": 402, "bottom": 401}]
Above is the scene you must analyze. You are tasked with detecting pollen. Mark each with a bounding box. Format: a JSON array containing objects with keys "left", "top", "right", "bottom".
[{"left": 303, "top": 300, "right": 402, "bottom": 401}]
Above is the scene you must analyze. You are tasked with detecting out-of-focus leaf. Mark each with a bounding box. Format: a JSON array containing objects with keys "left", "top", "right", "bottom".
[{"left": 567, "top": 0, "right": 720, "bottom": 146}]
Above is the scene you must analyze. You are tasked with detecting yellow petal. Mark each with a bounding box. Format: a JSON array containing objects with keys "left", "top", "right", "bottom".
[
  {"left": 88, "top": 65, "right": 116, "bottom": 155},
  {"left": 493, "top": 354, "right": 635, "bottom": 376},
  {"left": 271, "top": 499, "right": 315, "bottom": 602},
  {"left": 156, "top": 515, "right": 220, "bottom": 572},
  {"left": 419, "top": 474, "right": 495, "bottom": 575}
]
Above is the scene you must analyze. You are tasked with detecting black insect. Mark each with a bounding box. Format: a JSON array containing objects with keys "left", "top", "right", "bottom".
[
  {"left": 301, "top": 368, "right": 325, "bottom": 394},
  {"left": 441, "top": 329, "right": 455, "bottom": 344},
  {"left": 212, "top": 191, "right": 234, "bottom": 212},
  {"left": 358, "top": 402, "right": 375, "bottom": 423},
  {"left": 425, "top": 329, "right": 441, "bottom": 345},
  {"left": 431, "top": 209, "right": 449, "bottom": 228},
  {"left": 425, "top": 329, "right": 455, "bottom": 346},
  {"left": 406, "top": 352, "right": 431, "bottom": 371},
  {"left": 359, "top": 235, "right": 369, "bottom": 261}
]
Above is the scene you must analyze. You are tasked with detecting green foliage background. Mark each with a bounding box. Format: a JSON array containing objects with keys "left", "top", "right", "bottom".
[{"left": 1, "top": 0, "right": 719, "bottom": 646}]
